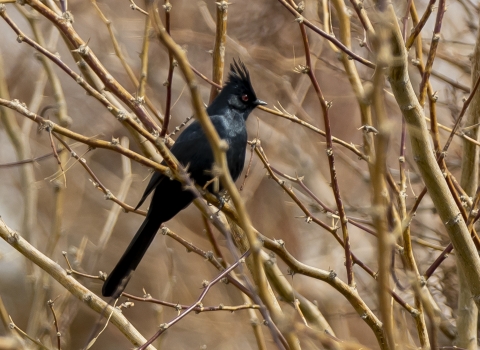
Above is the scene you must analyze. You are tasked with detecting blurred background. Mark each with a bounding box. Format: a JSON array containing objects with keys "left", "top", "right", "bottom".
[{"left": 0, "top": 0, "right": 478, "bottom": 348}]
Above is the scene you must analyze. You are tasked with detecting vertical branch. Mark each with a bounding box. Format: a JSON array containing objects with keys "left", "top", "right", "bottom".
[
  {"left": 47, "top": 299, "right": 61, "bottom": 350},
  {"left": 370, "top": 26, "right": 394, "bottom": 348},
  {"left": 418, "top": 0, "right": 447, "bottom": 106},
  {"left": 297, "top": 22, "right": 354, "bottom": 286},
  {"left": 209, "top": 1, "right": 228, "bottom": 102},
  {"left": 90, "top": 0, "right": 163, "bottom": 123},
  {"left": 160, "top": 0, "right": 173, "bottom": 137},
  {"left": 411, "top": 1, "right": 479, "bottom": 246},
  {"left": 0, "top": 52, "right": 38, "bottom": 253},
  {"left": 349, "top": 0, "right": 375, "bottom": 39},
  {"left": 138, "top": 15, "right": 151, "bottom": 104},
  {"left": 405, "top": 0, "right": 437, "bottom": 50},
  {"left": 455, "top": 12, "right": 480, "bottom": 350},
  {"left": 331, "top": 0, "right": 375, "bottom": 173},
  {"left": 409, "top": 3, "right": 441, "bottom": 157},
  {"left": 19, "top": 7, "right": 71, "bottom": 337},
  {"left": 16, "top": 5, "right": 70, "bottom": 126},
  {"left": 392, "top": 4, "right": 430, "bottom": 346},
  {"left": 386, "top": 2, "right": 480, "bottom": 310}
]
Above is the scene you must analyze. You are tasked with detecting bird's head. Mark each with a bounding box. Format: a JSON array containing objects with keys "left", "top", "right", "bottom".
[{"left": 208, "top": 59, "right": 266, "bottom": 118}]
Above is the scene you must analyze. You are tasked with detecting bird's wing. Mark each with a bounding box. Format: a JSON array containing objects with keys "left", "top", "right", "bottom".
[
  {"left": 135, "top": 120, "right": 217, "bottom": 209},
  {"left": 169, "top": 120, "right": 218, "bottom": 184},
  {"left": 135, "top": 121, "right": 210, "bottom": 210}
]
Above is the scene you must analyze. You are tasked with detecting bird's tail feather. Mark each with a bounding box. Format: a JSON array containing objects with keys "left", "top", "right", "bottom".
[{"left": 102, "top": 216, "right": 162, "bottom": 298}]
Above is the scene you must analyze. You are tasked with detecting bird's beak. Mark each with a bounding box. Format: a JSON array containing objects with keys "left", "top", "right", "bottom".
[{"left": 255, "top": 99, "right": 267, "bottom": 106}]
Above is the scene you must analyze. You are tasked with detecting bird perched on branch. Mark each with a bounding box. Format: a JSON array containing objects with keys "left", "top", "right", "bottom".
[{"left": 102, "top": 60, "right": 266, "bottom": 298}]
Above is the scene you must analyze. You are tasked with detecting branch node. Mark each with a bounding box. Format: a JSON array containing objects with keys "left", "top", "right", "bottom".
[
  {"left": 296, "top": 1, "right": 305, "bottom": 13},
  {"left": 419, "top": 276, "right": 427, "bottom": 287},
  {"left": 445, "top": 212, "right": 461, "bottom": 226},
  {"left": 294, "top": 16, "right": 304, "bottom": 23},
  {"left": 7, "top": 231, "right": 19, "bottom": 244},
  {"left": 293, "top": 64, "right": 309, "bottom": 74},
  {"left": 71, "top": 44, "right": 89, "bottom": 56},
  {"left": 104, "top": 190, "right": 113, "bottom": 200},
  {"left": 132, "top": 96, "right": 145, "bottom": 106},
  {"left": 99, "top": 271, "right": 107, "bottom": 281},
  {"left": 401, "top": 104, "right": 415, "bottom": 111},
  {"left": 215, "top": 1, "right": 229, "bottom": 11},
  {"left": 358, "top": 124, "right": 379, "bottom": 134},
  {"left": 61, "top": 11, "right": 74, "bottom": 23},
  {"left": 163, "top": 3, "right": 172, "bottom": 12}
]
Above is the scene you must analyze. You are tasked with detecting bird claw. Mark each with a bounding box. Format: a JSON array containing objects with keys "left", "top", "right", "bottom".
[{"left": 214, "top": 194, "right": 226, "bottom": 216}]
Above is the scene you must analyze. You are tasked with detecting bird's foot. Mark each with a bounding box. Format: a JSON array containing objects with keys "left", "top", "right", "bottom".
[{"left": 214, "top": 193, "right": 228, "bottom": 216}]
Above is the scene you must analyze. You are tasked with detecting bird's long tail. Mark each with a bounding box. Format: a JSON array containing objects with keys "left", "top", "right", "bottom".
[{"left": 102, "top": 215, "right": 162, "bottom": 298}]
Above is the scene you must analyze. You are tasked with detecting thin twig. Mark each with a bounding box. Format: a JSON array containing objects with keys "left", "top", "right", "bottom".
[
  {"left": 138, "top": 251, "right": 250, "bottom": 349},
  {"left": 8, "top": 316, "right": 50, "bottom": 350},
  {"left": 278, "top": 0, "right": 375, "bottom": 68},
  {"left": 122, "top": 292, "right": 260, "bottom": 312},
  {"left": 47, "top": 299, "right": 61, "bottom": 350},
  {"left": 297, "top": 19, "right": 354, "bottom": 286}
]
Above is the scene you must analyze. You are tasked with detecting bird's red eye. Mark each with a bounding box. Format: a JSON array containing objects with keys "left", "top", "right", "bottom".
[{"left": 241, "top": 94, "right": 249, "bottom": 102}]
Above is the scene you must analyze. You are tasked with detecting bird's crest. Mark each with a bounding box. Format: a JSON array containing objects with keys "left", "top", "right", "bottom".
[{"left": 226, "top": 59, "right": 255, "bottom": 94}]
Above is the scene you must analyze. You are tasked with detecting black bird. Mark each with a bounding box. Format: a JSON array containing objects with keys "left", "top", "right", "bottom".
[{"left": 102, "top": 60, "right": 266, "bottom": 298}]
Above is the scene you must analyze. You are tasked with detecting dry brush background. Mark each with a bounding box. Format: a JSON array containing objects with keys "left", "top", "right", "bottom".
[{"left": 0, "top": 0, "right": 479, "bottom": 349}]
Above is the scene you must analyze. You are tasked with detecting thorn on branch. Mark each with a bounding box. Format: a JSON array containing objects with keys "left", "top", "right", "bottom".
[
  {"left": 60, "top": 11, "right": 74, "bottom": 23},
  {"left": 296, "top": 1, "right": 305, "bottom": 13},
  {"left": 293, "top": 64, "right": 309, "bottom": 74},
  {"left": 71, "top": 43, "right": 89, "bottom": 56},
  {"left": 215, "top": 1, "right": 229, "bottom": 11},
  {"left": 358, "top": 125, "right": 379, "bottom": 134},
  {"left": 163, "top": 3, "right": 172, "bottom": 12},
  {"left": 294, "top": 15, "right": 304, "bottom": 23}
]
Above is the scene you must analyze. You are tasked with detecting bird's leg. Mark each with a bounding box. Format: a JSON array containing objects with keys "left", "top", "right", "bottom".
[
  {"left": 213, "top": 191, "right": 229, "bottom": 216},
  {"left": 216, "top": 192, "right": 226, "bottom": 210}
]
